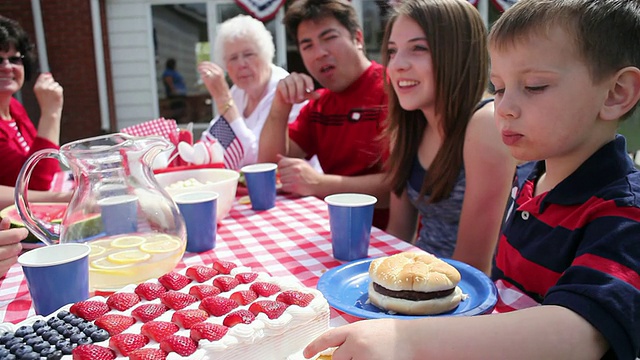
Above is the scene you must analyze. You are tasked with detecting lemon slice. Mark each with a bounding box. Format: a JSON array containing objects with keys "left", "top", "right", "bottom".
[
  {"left": 140, "top": 238, "right": 182, "bottom": 253},
  {"left": 89, "top": 245, "right": 106, "bottom": 258},
  {"left": 90, "top": 257, "right": 131, "bottom": 270},
  {"left": 111, "top": 236, "right": 146, "bottom": 248},
  {"left": 145, "top": 233, "right": 174, "bottom": 244},
  {"left": 107, "top": 249, "right": 151, "bottom": 264}
]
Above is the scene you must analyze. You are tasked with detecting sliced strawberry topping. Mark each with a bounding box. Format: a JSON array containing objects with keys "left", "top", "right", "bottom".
[
  {"left": 159, "top": 335, "right": 198, "bottom": 357},
  {"left": 199, "top": 295, "right": 239, "bottom": 317},
  {"left": 159, "top": 291, "right": 198, "bottom": 310},
  {"left": 171, "top": 309, "right": 209, "bottom": 329},
  {"left": 109, "top": 333, "right": 149, "bottom": 356},
  {"left": 94, "top": 314, "right": 136, "bottom": 336},
  {"left": 158, "top": 272, "right": 192, "bottom": 291},
  {"left": 131, "top": 303, "right": 169, "bottom": 323},
  {"left": 70, "top": 300, "right": 110, "bottom": 321},
  {"left": 249, "top": 282, "right": 281, "bottom": 297},
  {"left": 235, "top": 272, "right": 259, "bottom": 284},
  {"left": 128, "top": 348, "right": 168, "bottom": 360},
  {"left": 185, "top": 265, "right": 218, "bottom": 282},
  {"left": 212, "top": 260, "right": 237, "bottom": 274},
  {"left": 135, "top": 282, "right": 167, "bottom": 301},
  {"left": 229, "top": 290, "right": 258, "bottom": 305},
  {"left": 222, "top": 309, "right": 255, "bottom": 327},
  {"left": 106, "top": 292, "right": 141, "bottom": 311},
  {"left": 248, "top": 300, "right": 289, "bottom": 319},
  {"left": 140, "top": 321, "right": 180, "bottom": 342},
  {"left": 276, "top": 290, "right": 315, "bottom": 307},
  {"left": 212, "top": 276, "right": 240, "bottom": 292},
  {"left": 189, "top": 284, "right": 221, "bottom": 300},
  {"left": 190, "top": 322, "right": 229, "bottom": 342},
  {"left": 72, "top": 344, "right": 116, "bottom": 360}
]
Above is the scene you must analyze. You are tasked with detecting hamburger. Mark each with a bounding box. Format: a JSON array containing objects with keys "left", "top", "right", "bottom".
[{"left": 368, "top": 252, "right": 464, "bottom": 315}]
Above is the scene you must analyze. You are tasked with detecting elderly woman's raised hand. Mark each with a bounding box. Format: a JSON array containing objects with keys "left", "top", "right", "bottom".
[
  {"left": 0, "top": 218, "right": 26, "bottom": 278},
  {"left": 275, "top": 72, "right": 320, "bottom": 105},
  {"left": 198, "top": 61, "right": 230, "bottom": 99}
]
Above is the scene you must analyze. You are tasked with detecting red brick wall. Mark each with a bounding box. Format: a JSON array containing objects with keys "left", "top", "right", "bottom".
[{"left": 0, "top": 0, "right": 109, "bottom": 144}]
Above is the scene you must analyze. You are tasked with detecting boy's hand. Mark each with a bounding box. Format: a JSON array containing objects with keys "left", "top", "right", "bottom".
[
  {"left": 275, "top": 72, "right": 320, "bottom": 105},
  {"left": 0, "top": 218, "right": 26, "bottom": 278},
  {"left": 277, "top": 155, "right": 321, "bottom": 197}
]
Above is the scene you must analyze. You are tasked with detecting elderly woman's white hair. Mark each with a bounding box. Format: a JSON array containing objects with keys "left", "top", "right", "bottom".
[{"left": 213, "top": 15, "right": 275, "bottom": 69}]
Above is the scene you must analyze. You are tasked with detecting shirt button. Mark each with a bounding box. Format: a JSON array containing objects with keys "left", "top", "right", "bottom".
[{"left": 521, "top": 211, "right": 530, "bottom": 220}]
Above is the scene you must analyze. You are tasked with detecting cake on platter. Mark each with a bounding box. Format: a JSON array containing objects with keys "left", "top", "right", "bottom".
[{"left": 0, "top": 260, "right": 330, "bottom": 359}]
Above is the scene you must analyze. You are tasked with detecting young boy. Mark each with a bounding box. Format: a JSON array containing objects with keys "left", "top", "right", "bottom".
[{"left": 303, "top": 0, "right": 640, "bottom": 359}]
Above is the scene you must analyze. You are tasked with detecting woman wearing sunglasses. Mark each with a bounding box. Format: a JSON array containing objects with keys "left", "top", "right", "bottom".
[{"left": 0, "top": 16, "right": 62, "bottom": 190}]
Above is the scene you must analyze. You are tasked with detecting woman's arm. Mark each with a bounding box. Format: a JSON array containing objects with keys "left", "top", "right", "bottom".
[
  {"left": 385, "top": 189, "right": 419, "bottom": 243},
  {"left": 455, "top": 103, "right": 516, "bottom": 274}
]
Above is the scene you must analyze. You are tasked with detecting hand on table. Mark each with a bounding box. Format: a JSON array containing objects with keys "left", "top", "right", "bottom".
[
  {"left": 304, "top": 319, "right": 411, "bottom": 360},
  {"left": 0, "top": 218, "right": 26, "bottom": 278},
  {"left": 277, "top": 155, "right": 321, "bottom": 197},
  {"left": 275, "top": 72, "right": 320, "bottom": 105}
]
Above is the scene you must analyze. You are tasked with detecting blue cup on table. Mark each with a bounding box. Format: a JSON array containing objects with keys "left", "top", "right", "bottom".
[
  {"left": 97, "top": 194, "right": 139, "bottom": 236},
  {"left": 325, "top": 193, "right": 377, "bottom": 261},
  {"left": 241, "top": 163, "right": 277, "bottom": 210},
  {"left": 175, "top": 191, "right": 218, "bottom": 253},
  {"left": 18, "top": 243, "right": 91, "bottom": 315}
]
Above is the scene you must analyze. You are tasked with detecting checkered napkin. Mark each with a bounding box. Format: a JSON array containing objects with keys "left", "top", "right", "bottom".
[{"left": 120, "top": 118, "right": 193, "bottom": 167}]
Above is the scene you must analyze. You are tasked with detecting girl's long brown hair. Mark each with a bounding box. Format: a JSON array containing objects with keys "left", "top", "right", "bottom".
[{"left": 382, "top": 0, "right": 489, "bottom": 203}]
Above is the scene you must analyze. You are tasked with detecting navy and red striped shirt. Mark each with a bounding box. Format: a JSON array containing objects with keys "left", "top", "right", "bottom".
[{"left": 493, "top": 135, "right": 640, "bottom": 359}]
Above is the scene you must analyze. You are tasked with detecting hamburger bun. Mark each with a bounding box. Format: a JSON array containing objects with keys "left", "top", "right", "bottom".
[{"left": 368, "top": 252, "right": 464, "bottom": 315}]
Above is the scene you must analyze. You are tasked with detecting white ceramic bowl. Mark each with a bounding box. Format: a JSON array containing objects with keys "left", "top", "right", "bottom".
[{"left": 154, "top": 168, "right": 239, "bottom": 222}]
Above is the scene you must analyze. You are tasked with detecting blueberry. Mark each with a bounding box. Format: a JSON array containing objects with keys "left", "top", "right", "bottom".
[
  {"left": 46, "top": 349, "right": 63, "bottom": 360},
  {"left": 40, "top": 330, "right": 58, "bottom": 341},
  {"left": 31, "top": 320, "right": 47, "bottom": 331},
  {"left": 46, "top": 317, "right": 56, "bottom": 326},
  {"left": 13, "top": 344, "right": 33, "bottom": 357},
  {"left": 21, "top": 333, "right": 37, "bottom": 342},
  {"left": 3, "top": 354, "right": 15, "bottom": 360},
  {"left": 49, "top": 319, "right": 64, "bottom": 329},
  {"left": 76, "top": 337, "right": 92, "bottom": 345},
  {"left": 62, "top": 314, "right": 77, "bottom": 323},
  {"left": 55, "top": 323, "right": 71, "bottom": 334},
  {"left": 69, "top": 317, "right": 84, "bottom": 327},
  {"left": 56, "top": 311, "right": 70, "bottom": 320},
  {"left": 0, "top": 332, "right": 15, "bottom": 345},
  {"left": 82, "top": 324, "right": 98, "bottom": 337},
  {"left": 8, "top": 341, "right": 23, "bottom": 354},
  {"left": 18, "top": 351, "right": 40, "bottom": 360},
  {"left": 24, "top": 336, "right": 43, "bottom": 347},
  {"left": 14, "top": 326, "right": 34, "bottom": 338},
  {"left": 62, "top": 327, "right": 80, "bottom": 338},
  {"left": 35, "top": 325, "right": 51, "bottom": 336},
  {"left": 0, "top": 348, "right": 9, "bottom": 356},
  {"left": 76, "top": 321, "right": 89, "bottom": 331},
  {"left": 39, "top": 346, "right": 56, "bottom": 356},
  {"left": 4, "top": 338, "right": 21, "bottom": 349},
  {"left": 69, "top": 332, "right": 86, "bottom": 343},
  {"left": 90, "top": 329, "right": 110, "bottom": 342},
  {"left": 33, "top": 340, "right": 50, "bottom": 353},
  {"left": 54, "top": 339, "right": 69, "bottom": 350},
  {"left": 46, "top": 333, "right": 63, "bottom": 345},
  {"left": 59, "top": 342, "right": 76, "bottom": 355}
]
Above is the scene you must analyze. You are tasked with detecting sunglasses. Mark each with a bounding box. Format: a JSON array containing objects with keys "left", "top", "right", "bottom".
[{"left": 0, "top": 55, "right": 24, "bottom": 65}]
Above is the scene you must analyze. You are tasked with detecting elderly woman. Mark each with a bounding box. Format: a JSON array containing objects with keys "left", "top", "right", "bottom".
[
  {"left": 198, "top": 15, "right": 313, "bottom": 170},
  {"left": 0, "top": 16, "right": 62, "bottom": 190}
]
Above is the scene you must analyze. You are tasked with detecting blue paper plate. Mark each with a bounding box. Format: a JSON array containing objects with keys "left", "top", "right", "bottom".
[{"left": 317, "top": 257, "right": 497, "bottom": 319}]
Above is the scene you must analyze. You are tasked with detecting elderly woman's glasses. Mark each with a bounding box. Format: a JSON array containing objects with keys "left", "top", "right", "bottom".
[{"left": 0, "top": 55, "right": 24, "bottom": 66}]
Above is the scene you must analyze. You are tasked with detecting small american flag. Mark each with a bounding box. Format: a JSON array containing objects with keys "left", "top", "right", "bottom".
[{"left": 203, "top": 116, "right": 244, "bottom": 170}]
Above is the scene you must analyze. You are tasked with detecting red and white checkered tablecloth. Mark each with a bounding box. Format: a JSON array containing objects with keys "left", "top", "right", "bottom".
[{"left": 0, "top": 193, "right": 417, "bottom": 327}]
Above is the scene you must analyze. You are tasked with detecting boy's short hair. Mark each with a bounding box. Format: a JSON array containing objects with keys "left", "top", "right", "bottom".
[
  {"left": 489, "top": 0, "right": 640, "bottom": 118},
  {"left": 283, "top": 0, "right": 362, "bottom": 46}
]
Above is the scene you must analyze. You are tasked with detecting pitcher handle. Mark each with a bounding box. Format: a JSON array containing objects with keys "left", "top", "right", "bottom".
[{"left": 14, "top": 149, "right": 63, "bottom": 246}]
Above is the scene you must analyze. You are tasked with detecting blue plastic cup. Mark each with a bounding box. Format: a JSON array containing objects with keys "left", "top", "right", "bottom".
[
  {"left": 18, "top": 243, "right": 91, "bottom": 315},
  {"left": 98, "top": 194, "right": 139, "bottom": 235},
  {"left": 325, "top": 193, "right": 377, "bottom": 261},
  {"left": 241, "top": 163, "right": 277, "bottom": 210},
  {"left": 175, "top": 191, "right": 218, "bottom": 253}
]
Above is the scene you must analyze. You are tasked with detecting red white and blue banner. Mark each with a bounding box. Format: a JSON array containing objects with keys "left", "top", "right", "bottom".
[{"left": 235, "top": 0, "right": 286, "bottom": 22}]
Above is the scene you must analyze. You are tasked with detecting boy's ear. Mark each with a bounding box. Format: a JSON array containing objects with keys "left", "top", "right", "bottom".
[
  {"left": 601, "top": 66, "right": 640, "bottom": 121},
  {"left": 354, "top": 29, "right": 365, "bottom": 50}
]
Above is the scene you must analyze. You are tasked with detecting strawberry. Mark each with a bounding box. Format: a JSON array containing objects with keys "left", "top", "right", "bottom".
[
  {"left": 70, "top": 300, "right": 110, "bottom": 321},
  {"left": 140, "top": 321, "right": 179, "bottom": 342},
  {"left": 159, "top": 335, "right": 198, "bottom": 357},
  {"left": 229, "top": 290, "right": 258, "bottom": 305},
  {"left": 185, "top": 265, "right": 218, "bottom": 282},
  {"left": 171, "top": 309, "right": 209, "bottom": 329},
  {"left": 109, "top": 333, "right": 149, "bottom": 356},
  {"left": 222, "top": 309, "right": 255, "bottom": 327},
  {"left": 199, "top": 295, "right": 239, "bottom": 317},
  {"left": 212, "top": 276, "right": 240, "bottom": 292},
  {"left": 249, "top": 282, "right": 281, "bottom": 297},
  {"left": 72, "top": 344, "right": 116, "bottom": 360},
  {"left": 158, "top": 272, "right": 192, "bottom": 291},
  {"left": 159, "top": 291, "right": 198, "bottom": 310},
  {"left": 94, "top": 314, "right": 136, "bottom": 335},
  {"left": 248, "top": 300, "right": 289, "bottom": 319},
  {"left": 235, "top": 272, "right": 259, "bottom": 284},
  {"left": 212, "top": 260, "right": 237, "bottom": 274},
  {"left": 128, "top": 348, "right": 168, "bottom": 360},
  {"left": 135, "top": 282, "right": 167, "bottom": 301},
  {"left": 131, "top": 303, "right": 168, "bottom": 323},
  {"left": 190, "top": 322, "right": 229, "bottom": 342},
  {"left": 106, "top": 292, "right": 141, "bottom": 311},
  {"left": 189, "top": 284, "right": 221, "bottom": 300},
  {"left": 276, "top": 290, "right": 315, "bottom": 307}
]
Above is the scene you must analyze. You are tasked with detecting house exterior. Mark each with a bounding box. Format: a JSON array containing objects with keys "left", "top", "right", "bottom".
[{"left": 1, "top": 0, "right": 502, "bottom": 144}]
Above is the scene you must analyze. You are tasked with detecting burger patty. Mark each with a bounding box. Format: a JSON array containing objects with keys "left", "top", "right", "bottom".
[{"left": 372, "top": 283, "right": 455, "bottom": 301}]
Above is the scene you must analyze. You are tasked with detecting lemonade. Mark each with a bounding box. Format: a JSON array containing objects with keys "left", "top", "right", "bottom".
[{"left": 87, "top": 233, "right": 185, "bottom": 293}]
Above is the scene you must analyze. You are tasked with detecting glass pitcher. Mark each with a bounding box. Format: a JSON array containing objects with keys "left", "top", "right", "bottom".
[{"left": 15, "top": 133, "right": 187, "bottom": 293}]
